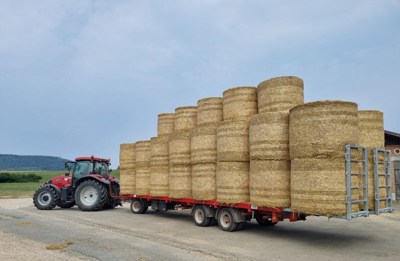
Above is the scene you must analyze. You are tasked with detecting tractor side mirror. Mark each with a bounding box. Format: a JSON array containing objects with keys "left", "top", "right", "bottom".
[{"left": 64, "top": 172, "right": 70, "bottom": 177}]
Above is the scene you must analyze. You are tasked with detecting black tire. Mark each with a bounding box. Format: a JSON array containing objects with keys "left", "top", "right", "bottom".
[
  {"left": 75, "top": 180, "right": 108, "bottom": 211},
  {"left": 217, "top": 208, "right": 238, "bottom": 232},
  {"left": 236, "top": 222, "right": 245, "bottom": 231},
  {"left": 57, "top": 200, "right": 75, "bottom": 208},
  {"left": 193, "top": 205, "right": 212, "bottom": 227},
  {"left": 256, "top": 217, "right": 277, "bottom": 226},
  {"left": 33, "top": 186, "right": 58, "bottom": 210},
  {"left": 130, "top": 199, "right": 148, "bottom": 214}
]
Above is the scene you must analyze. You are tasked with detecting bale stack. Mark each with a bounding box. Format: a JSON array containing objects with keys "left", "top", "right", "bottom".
[
  {"left": 157, "top": 113, "right": 175, "bottom": 136},
  {"left": 150, "top": 136, "right": 170, "bottom": 196},
  {"left": 358, "top": 110, "right": 386, "bottom": 210},
  {"left": 169, "top": 106, "right": 197, "bottom": 198},
  {"left": 119, "top": 143, "right": 136, "bottom": 194},
  {"left": 135, "top": 140, "right": 151, "bottom": 195},
  {"left": 217, "top": 87, "right": 257, "bottom": 203},
  {"left": 191, "top": 97, "right": 223, "bottom": 200},
  {"left": 250, "top": 76, "right": 304, "bottom": 208},
  {"left": 289, "top": 101, "right": 359, "bottom": 216}
]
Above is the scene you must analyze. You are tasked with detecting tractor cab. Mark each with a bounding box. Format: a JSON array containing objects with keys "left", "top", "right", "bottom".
[{"left": 65, "top": 157, "right": 112, "bottom": 186}]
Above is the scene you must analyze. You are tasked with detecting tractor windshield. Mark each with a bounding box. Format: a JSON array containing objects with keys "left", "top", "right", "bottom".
[
  {"left": 94, "top": 161, "right": 109, "bottom": 177},
  {"left": 73, "top": 161, "right": 93, "bottom": 180}
]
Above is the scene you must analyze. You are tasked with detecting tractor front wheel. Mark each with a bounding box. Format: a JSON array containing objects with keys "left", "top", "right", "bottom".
[
  {"left": 75, "top": 180, "right": 107, "bottom": 211},
  {"left": 33, "top": 186, "right": 58, "bottom": 210}
]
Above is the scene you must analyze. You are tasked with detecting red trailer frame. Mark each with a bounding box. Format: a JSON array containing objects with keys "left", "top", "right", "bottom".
[{"left": 118, "top": 194, "right": 306, "bottom": 232}]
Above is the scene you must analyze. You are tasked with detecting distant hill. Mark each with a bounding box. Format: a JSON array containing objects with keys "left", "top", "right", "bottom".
[{"left": 0, "top": 154, "right": 71, "bottom": 171}]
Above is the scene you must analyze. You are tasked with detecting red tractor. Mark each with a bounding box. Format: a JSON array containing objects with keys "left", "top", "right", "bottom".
[{"left": 33, "top": 156, "right": 121, "bottom": 211}]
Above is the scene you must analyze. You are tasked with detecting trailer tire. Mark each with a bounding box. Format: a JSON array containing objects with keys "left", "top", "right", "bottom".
[
  {"left": 193, "top": 205, "right": 212, "bottom": 227},
  {"left": 131, "top": 199, "right": 148, "bottom": 214},
  {"left": 217, "top": 208, "right": 238, "bottom": 232},
  {"left": 236, "top": 222, "right": 245, "bottom": 231}
]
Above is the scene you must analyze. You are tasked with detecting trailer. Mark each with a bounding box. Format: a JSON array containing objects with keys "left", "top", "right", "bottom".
[{"left": 118, "top": 194, "right": 307, "bottom": 232}]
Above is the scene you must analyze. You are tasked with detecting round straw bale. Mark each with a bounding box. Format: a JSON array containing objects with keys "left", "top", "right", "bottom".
[
  {"left": 358, "top": 110, "right": 385, "bottom": 210},
  {"left": 150, "top": 136, "right": 169, "bottom": 166},
  {"left": 250, "top": 112, "right": 289, "bottom": 160},
  {"left": 192, "top": 163, "right": 216, "bottom": 200},
  {"left": 169, "top": 132, "right": 191, "bottom": 165},
  {"left": 191, "top": 123, "right": 218, "bottom": 164},
  {"left": 216, "top": 161, "right": 249, "bottom": 203},
  {"left": 120, "top": 143, "right": 136, "bottom": 168},
  {"left": 119, "top": 167, "right": 135, "bottom": 194},
  {"left": 197, "top": 97, "right": 223, "bottom": 126},
  {"left": 150, "top": 164, "right": 169, "bottom": 196},
  {"left": 250, "top": 160, "right": 290, "bottom": 208},
  {"left": 135, "top": 140, "right": 151, "bottom": 167},
  {"left": 135, "top": 166, "right": 150, "bottom": 195},
  {"left": 257, "top": 76, "right": 304, "bottom": 113},
  {"left": 289, "top": 101, "right": 359, "bottom": 159},
  {"left": 217, "top": 120, "right": 250, "bottom": 162},
  {"left": 169, "top": 164, "right": 192, "bottom": 198},
  {"left": 174, "top": 106, "right": 197, "bottom": 132},
  {"left": 158, "top": 113, "right": 175, "bottom": 136},
  {"left": 223, "top": 87, "right": 257, "bottom": 121},
  {"left": 291, "top": 158, "right": 359, "bottom": 216}
]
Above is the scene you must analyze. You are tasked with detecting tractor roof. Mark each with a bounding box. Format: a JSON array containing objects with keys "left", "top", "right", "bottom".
[{"left": 75, "top": 156, "right": 110, "bottom": 163}]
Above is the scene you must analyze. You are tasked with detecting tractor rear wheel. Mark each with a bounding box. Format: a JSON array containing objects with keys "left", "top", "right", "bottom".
[
  {"left": 75, "top": 180, "right": 107, "bottom": 211},
  {"left": 57, "top": 200, "right": 75, "bottom": 208},
  {"left": 33, "top": 186, "right": 58, "bottom": 210}
]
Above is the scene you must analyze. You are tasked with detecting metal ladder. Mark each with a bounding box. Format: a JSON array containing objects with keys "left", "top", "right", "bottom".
[
  {"left": 345, "top": 144, "right": 369, "bottom": 220},
  {"left": 373, "top": 148, "right": 394, "bottom": 215}
]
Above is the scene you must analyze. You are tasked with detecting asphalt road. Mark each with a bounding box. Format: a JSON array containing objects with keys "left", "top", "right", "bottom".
[{"left": 0, "top": 198, "right": 399, "bottom": 261}]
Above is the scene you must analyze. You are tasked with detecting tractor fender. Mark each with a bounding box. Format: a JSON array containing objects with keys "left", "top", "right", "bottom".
[
  {"left": 75, "top": 175, "right": 110, "bottom": 188},
  {"left": 191, "top": 205, "right": 216, "bottom": 218}
]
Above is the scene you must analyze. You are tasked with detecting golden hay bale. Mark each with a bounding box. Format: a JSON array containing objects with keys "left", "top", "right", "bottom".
[
  {"left": 197, "top": 97, "right": 223, "bottom": 126},
  {"left": 169, "top": 132, "right": 191, "bottom": 165},
  {"left": 192, "top": 163, "right": 216, "bottom": 200},
  {"left": 150, "top": 164, "right": 169, "bottom": 196},
  {"left": 119, "top": 167, "right": 135, "bottom": 194},
  {"left": 135, "top": 166, "right": 150, "bottom": 195},
  {"left": 217, "top": 120, "right": 250, "bottom": 162},
  {"left": 120, "top": 143, "right": 135, "bottom": 168},
  {"left": 250, "top": 112, "right": 289, "bottom": 160},
  {"left": 150, "top": 136, "right": 169, "bottom": 166},
  {"left": 257, "top": 76, "right": 304, "bottom": 113},
  {"left": 174, "top": 106, "right": 197, "bottom": 132},
  {"left": 169, "top": 164, "right": 192, "bottom": 198},
  {"left": 289, "top": 101, "right": 359, "bottom": 159},
  {"left": 158, "top": 113, "right": 175, "bottom": 136},
  {"left": 217, "top": 161, "right": 249, "bottom": 203},
  {"left": 135, "top": 140, "right": 151, "bottom": 167},
  {"left": 291, "top": 158, "right": 359, "bottom": 216},
  {"left": 223, "top": 87, "right": 257, "bottom": 121},
  {"left": 191, "top": 123, "right": 218, "bottom": 164},
  {"left": 358, "top": 110, "right": 386, "bottom": 210},
  {"left": 250, "top": 160, "right": 290, "bottom": 208}
]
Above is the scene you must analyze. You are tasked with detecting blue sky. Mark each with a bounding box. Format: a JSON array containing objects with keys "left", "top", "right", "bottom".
[{"left": 0, "top": 0, "right": 399, "bottom": 167}]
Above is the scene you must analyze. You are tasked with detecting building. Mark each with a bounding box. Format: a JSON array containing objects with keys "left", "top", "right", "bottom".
[{"left": 385, "top": 130, "right": 400, "bottom": 200}]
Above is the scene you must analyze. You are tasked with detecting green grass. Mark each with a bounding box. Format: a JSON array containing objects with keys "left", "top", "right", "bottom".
[{"left": 0, "top": 169, "right": 120, "bottom": 199}]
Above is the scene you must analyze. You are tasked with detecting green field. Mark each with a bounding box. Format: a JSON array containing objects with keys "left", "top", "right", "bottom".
[{"left": 0, "top": 169, "right": 120, "bottom": 199}]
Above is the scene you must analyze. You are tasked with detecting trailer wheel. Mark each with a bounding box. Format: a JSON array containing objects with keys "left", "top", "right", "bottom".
[
  {"left": 130, "top": 199, "right": 148, "bottom": 214},
  {"left": 256, "top": 217, "right": 277, "bottom": 226},
  {"left": 193, "top": 205, "right": 212, "bottom": 227},
  {"left": 217, "top": 208, "right": 238, "bottom": 232},
  {"left": 236, "top": 222, "right": 245, "bottom": 231}
]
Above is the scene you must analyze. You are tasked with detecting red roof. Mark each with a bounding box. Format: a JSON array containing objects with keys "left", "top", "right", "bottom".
[{"left": 74, "top": 156, "right": 110, "bottom": 163}]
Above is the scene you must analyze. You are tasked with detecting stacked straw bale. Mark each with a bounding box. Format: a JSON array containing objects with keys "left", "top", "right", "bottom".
[
  {"left": 174, "top": 106, "right": 197, "bottom": 132},
  {"left": 358, "top": 110, "right": 386, "bottom": 210},
  {"left": 158, "top": 113, "right": 175, "bottom": 136},
  {"left": 257, "top": 76, "right": 304, "bottom": 113},
  {"left": 216, "top": 87, "right": 257, "bottom": 203},
  {"left": 150, "top": 136, "right": 170, "bottom": 196},
  {"left": 289, "top": 101, "right": 359, "bottom": 216},
  {"left": 135, "top": 140, "right": 151, "bottom": 195},
  {"left": 197, "top": 97, "right": 223, "bottom": 126},
  {"left": 169, "top": 128, "right": 193, "bottom": 198},
  {"left": 223, "top": 87, "right": 257, "bottom": 121},
  {"left": 119, "top": 143, "right": 136, "bottom": 194}
]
